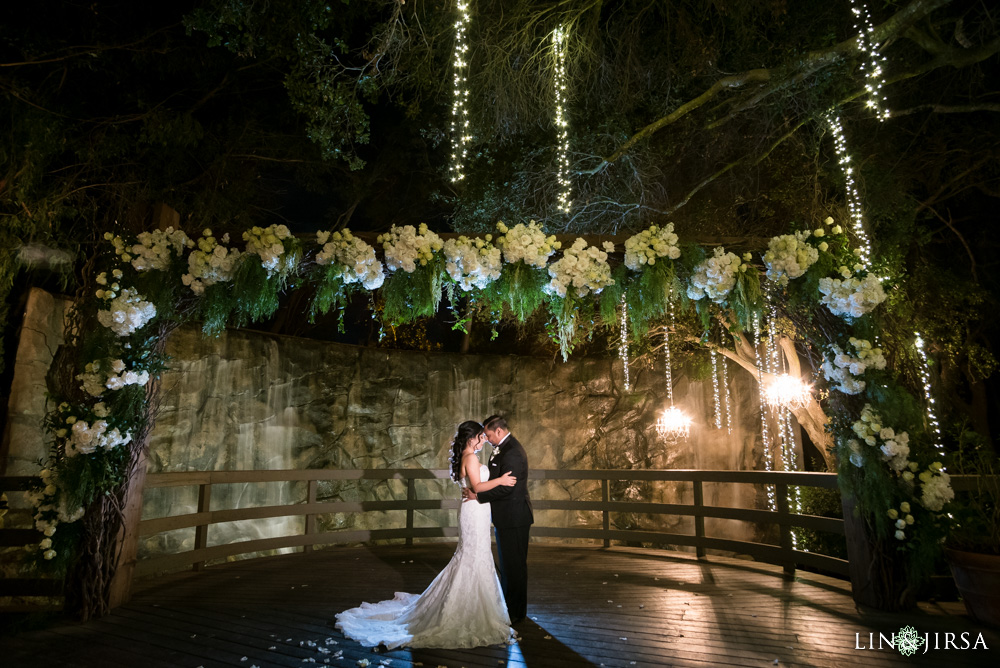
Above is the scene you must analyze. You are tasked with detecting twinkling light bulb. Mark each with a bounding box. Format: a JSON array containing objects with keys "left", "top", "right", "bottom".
[
  {"left": 849, "top": 0, "right": 890, "bottom": 121},
  {"left": 827, "top": 115, "right": 873, "bottom": 270},
  {"left": 915, "top": 333, "right": 945, "bottom": 461},
  {"left": 619, "top": 294, "right": 630, "bottom": 391},
  {"left": 449, "top": 2, "right": 473, "bottom": 183},
  {"left": 552, "top": 25, "right": 572, "bottom": 213}
]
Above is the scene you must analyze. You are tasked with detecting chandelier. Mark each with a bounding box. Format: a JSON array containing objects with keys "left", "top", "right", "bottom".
[
  {"left": 656, "top": 405, "right": 692, "bottom": 441},
  {"left": 762, "top": 373, "right": 812, "bottom": 410}
]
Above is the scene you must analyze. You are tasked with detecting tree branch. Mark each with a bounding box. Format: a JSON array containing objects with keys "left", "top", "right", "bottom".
[{"left": 581, "top": 0, "right": 954, "bottom": 172}]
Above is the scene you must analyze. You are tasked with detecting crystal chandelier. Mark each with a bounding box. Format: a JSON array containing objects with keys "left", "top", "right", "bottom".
[
  {"left": 656, "top": 405, "right": 692, "bottom": 441},
  {"left": 762, "top": 373, "right": 812, "bottom": 410}
]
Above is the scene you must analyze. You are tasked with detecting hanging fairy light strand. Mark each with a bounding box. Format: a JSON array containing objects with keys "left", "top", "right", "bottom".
[
  {"left": 448, "top": 2, "right": 473, "bottom": 183},
  {"left": 657, "top": 295, "right": 692, "bottom": 441},
  {"left": 827, "top": 115, "right": 873, "bottom": 270},
  {"left": 849, "top": 0, "right": 890, "bottom": 121},
  {"left": 753, "top": 313, "right": 776, "bottom": 512},
  {"left": 711, "top": 350, "right": 722, "bottom": 430},
  {"left": 721, "top": 353, "right": 733, "bottom": 435},
  {"left": 914, "top": 333, "right": 946, "bottom": 460},
  {"left": 619, "top": 294, "right": 630, "bottom": 391},
  {"left": 552, "top": 24, "right": 572, "bottom": 214}
]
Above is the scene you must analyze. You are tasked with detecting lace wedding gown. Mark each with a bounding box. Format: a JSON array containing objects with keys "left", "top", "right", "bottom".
[{"left": 335, "top": 465, "right": 513, "bottom": 649}]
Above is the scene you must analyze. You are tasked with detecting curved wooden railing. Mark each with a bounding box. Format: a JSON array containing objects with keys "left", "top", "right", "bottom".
[{"left": 137, "top": 469, "right": 851, "bottom": 579}]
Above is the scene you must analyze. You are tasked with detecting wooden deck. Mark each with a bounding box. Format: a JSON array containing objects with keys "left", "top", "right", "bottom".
[{"left": 3, "top": 544, "right": 998, "bottom": 667}]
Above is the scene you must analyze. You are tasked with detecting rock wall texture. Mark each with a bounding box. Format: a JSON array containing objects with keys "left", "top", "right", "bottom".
[{"left": 4, "top": 290, "right": 797, "bottom": 563}]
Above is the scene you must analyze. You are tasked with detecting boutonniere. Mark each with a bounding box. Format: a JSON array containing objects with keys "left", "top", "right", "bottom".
[{"left": 489, "top": 446, "right": 499, "bottom": 464}]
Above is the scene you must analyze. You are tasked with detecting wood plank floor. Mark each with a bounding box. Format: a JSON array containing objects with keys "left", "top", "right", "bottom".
[{"left": 2, "top": 544, "right": 998, "bottom": 667}]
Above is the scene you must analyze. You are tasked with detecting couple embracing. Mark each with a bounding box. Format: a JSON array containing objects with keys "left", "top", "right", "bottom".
[{"left": 335, "top": 415, "right": 533, "bottom": 649}]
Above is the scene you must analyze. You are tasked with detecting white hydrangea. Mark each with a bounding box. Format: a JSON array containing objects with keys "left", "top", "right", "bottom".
[
  {"left": 495, "top": 221, "right": 560, "bottom": 268},
  {"left": 543, "top": 238, "right": 615, "bottom": 298},
  {"left": 66, "top": 419, "right": 131, "bottom": 457},
  {"left": 763, "top": 231, "right": 818, "bottom": 284},
  {"left": 623, "top": 223, "right": 681, "bottom": 270},
  {"left": 919, "top": 465, "right": 954, "bottom": 512},
  {"left": 850, "top": 404, "right": 910, "bottom": 472},
  {"left": 181, "top": 229, "right": 242, "bottom": 295},
  {"left": 315, "top": 229, "right": 385, "bottom": 290},
  {"left": 817, "top": 274, "right": 887, "bottom": 319},
  {"left": 96, "top": 288, "right": 156, "bottom": 336},
  {"left": 243, "top": 224, "right": 296, "bottom": 276},
  {"left": 821, "top": 337, "right": 887, "bottom": 395},
  {"left": 377, "top": 223, "right": 444, "bottom": 273},
  {"left": 686, "top": 247, "right": 747, "bottom": 303},
  {"left": 130, "top": 227, "right": 193, "bottom": 272},
  {"left": 77, "top": 359, "right": 150, "bottom": 396},
  {"left": 443, "top": 236, "right": 503, "bottom": 291}
]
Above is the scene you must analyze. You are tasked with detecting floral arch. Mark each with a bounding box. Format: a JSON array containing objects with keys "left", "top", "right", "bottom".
[{"left": 26, "top": 215, "right": 953, "bottom": 618}]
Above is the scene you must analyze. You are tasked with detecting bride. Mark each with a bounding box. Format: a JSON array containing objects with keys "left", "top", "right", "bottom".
[{"left": 335, "top": 420, "right": 517, "bottom": 649}]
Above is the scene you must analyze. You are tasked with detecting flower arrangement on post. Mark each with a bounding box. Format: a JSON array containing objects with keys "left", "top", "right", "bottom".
[
  {"left": 542, "top": 238, "right": 615, "bottom": 360},
  {"left": 618, "top": 223, "right": 683, "bottom": 337},
  {"left": 378, "top": 223, "right": 445, "bottom": 324},
  {"left": 311, "top": 228, "right": 385, "bottom": 329},
  {"left": 490, "top": 221, "right": 559, "bottom": 322}
]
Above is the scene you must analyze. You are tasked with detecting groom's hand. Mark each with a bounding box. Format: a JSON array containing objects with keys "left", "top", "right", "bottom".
[{"left": 461, "top": 487, "right": 477, "bottom": 502}]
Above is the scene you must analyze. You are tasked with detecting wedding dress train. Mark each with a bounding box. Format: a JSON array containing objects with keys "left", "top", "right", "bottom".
[{"left": 335, "top": 465, "right": 513, "bottom": 649}]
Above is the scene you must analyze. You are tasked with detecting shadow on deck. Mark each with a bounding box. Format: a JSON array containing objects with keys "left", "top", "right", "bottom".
[{"left": 3, "top": 544, "right": 998, "bottom": 667}]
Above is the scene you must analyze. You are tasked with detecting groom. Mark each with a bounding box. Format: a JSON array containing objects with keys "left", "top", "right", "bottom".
[{"left": 463, "top": 415, "right": 532, "bottom": 624}]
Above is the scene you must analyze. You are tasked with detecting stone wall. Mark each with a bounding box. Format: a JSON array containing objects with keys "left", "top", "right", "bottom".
[{"left": 4, "top": 290, "right": 797, "bottom": 563}]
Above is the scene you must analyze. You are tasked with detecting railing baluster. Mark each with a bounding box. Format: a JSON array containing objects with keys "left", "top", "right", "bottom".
[
  {"left": 406, "top": 477, "right": 416, "bottom": 547},
  {"left": 193, "top": 482, "right": 211, "bottom": 571},
  {"left": 776, "top": 482, "right": 794, "bottom": 577},
  {"left": 601, "top": 478, "right": 610, "bottom": 548},
  {"left": 304, "top": 479, "right": 318, "bottom": 553},
  {"left": 693, "top": 480, "right": 705, "bottom": 558}
]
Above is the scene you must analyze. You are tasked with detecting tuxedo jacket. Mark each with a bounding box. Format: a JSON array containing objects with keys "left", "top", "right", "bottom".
[{"left": 476, "top": 434, "right": 534, "bottom": 528}]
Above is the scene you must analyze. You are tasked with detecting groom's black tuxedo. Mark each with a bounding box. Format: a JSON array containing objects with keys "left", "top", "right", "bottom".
[{"left": 476, "top": 434, "right": 532, "bottom": 621}]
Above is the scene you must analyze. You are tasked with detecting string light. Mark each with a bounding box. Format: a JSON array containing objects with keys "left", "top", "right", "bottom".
[
  {"left": 849, "top": 0, "right": 890, "bottom": 121},
  {"left": 552, "top": 25, "right": 572, "bottom": 213},
  {"left": 753, "top": 312, "right": 776, "bottom": 512},
  {"left": 721, "top": 353, "right": 732, "bottom": 435},
  {"left": 656, "top": 297, "right": 692, "bottom": 441},
  {"left": 711, "top": 350, "right": 722, "bottom": 430},
  {"left": 827, "top": 114, "right": 873, "bottom": 270},
  {"left": 619, "top": 294, "right": 630, "bottom": 391},
  {"left": 449, "top": 2, "right": 473, "bottom": 183},
  {"left": 779, "top": 406, "right": 803, "bottom": 549},
  {"left": 915, "top": 333, "right": 945, "bottom": 461}
]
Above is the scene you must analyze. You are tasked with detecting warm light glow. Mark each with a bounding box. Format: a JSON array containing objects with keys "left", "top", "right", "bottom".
[
  {"left": 656, "top": 406, "right": 692, "bottom": 441},
  {"left": 763, "top": 374, "right": 812, "bottom": 410},
  {"left": 552, "top": 25, "right": 572, "bottom": 213},
  {"left": 753, "top": 312, "right": 776, "bottom": 511},
  {"left": 449, "top": 2, "right": 473, "bottom": 183}
]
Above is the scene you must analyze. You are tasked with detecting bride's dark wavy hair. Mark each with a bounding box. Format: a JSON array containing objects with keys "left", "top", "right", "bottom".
[{"left": 449, "top": 420, "right": 484, "bottom": 482}]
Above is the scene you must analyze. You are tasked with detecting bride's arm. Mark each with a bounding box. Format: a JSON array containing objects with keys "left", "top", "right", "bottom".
[{"left": 463, "top": 453, "right": 516, "bottom": 493}]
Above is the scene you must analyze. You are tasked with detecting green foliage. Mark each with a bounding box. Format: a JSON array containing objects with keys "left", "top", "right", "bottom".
[
  {"left": 381, "top": 260, "right": 444, "bottom": 325},
  {"left": 484, "top": 262, "right": 549, "bottom": 323}
]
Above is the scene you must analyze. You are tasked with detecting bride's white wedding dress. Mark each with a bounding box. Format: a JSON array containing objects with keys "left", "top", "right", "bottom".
[{"left": 335, "top": 464, "right": 513, "bottom": 649}]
